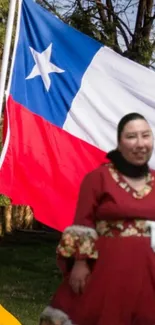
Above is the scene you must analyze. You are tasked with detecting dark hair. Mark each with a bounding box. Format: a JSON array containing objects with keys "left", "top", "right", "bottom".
[{"left": 117, "top": 112, "right": 146, "bottom": 142}]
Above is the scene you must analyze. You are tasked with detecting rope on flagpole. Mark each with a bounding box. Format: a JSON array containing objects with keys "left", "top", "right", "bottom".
[{"left": 0, "top": 0, "right": 17, "bottom": 118}]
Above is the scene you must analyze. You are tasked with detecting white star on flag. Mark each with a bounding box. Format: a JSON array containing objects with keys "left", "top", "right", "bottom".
[{"left": 26, "top": 43, "right": 65, "bottom": 91}]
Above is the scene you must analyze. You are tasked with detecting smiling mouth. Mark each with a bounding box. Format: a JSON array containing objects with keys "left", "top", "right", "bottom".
[{"left": 134, "top": 152, "right": 146, "bottom": 157}]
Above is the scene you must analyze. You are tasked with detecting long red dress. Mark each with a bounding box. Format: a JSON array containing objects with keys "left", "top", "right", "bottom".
[{"left": 40, "top": 163, "right": 155, "bottom": 325}]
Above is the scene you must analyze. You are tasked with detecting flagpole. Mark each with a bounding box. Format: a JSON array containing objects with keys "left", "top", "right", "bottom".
[{"left": 0, "top": 0, "right": 17, "bottom": 118}]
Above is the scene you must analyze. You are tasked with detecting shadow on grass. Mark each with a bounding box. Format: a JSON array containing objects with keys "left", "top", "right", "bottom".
[{"left": 0, "top": 231, "right": 62, "bottom": 325}]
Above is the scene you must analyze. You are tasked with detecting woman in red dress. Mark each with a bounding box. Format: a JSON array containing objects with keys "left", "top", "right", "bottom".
[{"left": 40, "top": 113, "right": 155, "bottom": 325}]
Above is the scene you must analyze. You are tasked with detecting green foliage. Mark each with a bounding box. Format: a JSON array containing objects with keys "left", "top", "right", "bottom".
[
  {"left": 0, "top": 0, "right": 9, "bottom": 60},
  {"left": 1, "top": 0, "right": 155, "bottom": 68},
  {"left": 0, "top": 194, "right": 10, "bottom": 206},
  {"left": 125, "top": 37, "right": 154, "bottom": 67},
  {"left": 59, "top": 0, "right": 155, "bottom": 68}
]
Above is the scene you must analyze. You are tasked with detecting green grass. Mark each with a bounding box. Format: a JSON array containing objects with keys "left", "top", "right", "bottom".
[{"left": 0, "top": 232, "right": 62, "bottom": 325}]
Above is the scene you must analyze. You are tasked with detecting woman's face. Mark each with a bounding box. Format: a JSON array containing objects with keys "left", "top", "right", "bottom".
[{"left": 118, "top": 119, "right": 154, "bottom": 165}]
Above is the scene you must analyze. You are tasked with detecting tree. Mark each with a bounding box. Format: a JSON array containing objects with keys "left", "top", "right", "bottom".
[
  {"left": 41, "top": 0, "right": 155, "bottom": 68},
  {"left": 1, "top": 0, "right": 155, "bottom": 83},
  {"left": 0, "top": 0, "right": 9, "bottom": 65},
  {"left": 36, "top": 0, "right": 62, "bottom": 18}
]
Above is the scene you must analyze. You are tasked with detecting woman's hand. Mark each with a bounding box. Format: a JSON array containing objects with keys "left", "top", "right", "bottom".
[{"left": 69, "top": 260, "right": 91, "bottom": 294}]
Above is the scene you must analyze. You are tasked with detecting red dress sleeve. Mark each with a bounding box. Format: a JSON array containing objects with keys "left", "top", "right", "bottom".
[
  {"left": 73, "top": 170, "right": 103, "bottom": 228},
  {"left": 56, "top": 168, "right": 103, "bottom": 271}
]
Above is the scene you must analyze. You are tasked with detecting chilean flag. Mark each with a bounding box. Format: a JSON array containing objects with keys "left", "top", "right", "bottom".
[{"left": 0, "top": 0, "right": 155, "bottom": 231}]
